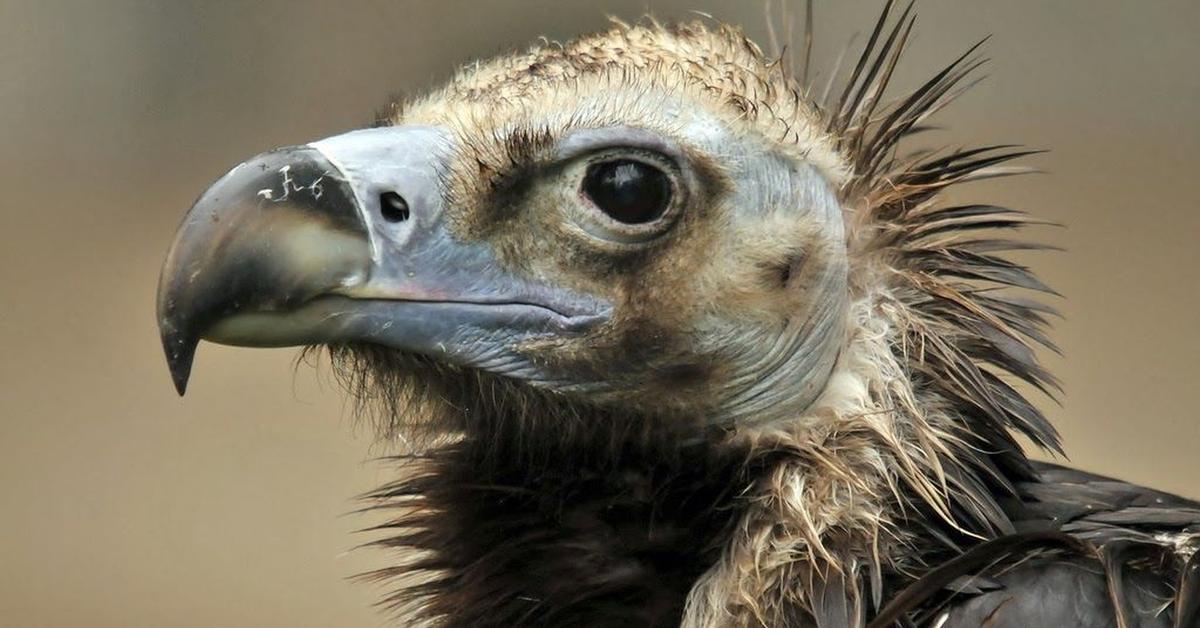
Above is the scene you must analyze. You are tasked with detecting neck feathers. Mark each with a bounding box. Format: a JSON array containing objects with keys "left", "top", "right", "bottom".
[{"left": 359, "top": 407, "right": 758, "bottom": 627}]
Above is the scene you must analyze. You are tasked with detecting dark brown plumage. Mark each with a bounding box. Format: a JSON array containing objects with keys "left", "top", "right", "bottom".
[{"left": 156, "top": 2, "right": 1200, "bottom": 626}]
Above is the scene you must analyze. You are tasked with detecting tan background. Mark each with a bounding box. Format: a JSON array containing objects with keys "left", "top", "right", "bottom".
[{"left": 1, "top": 1, "right": 1197, "bottom": 626}]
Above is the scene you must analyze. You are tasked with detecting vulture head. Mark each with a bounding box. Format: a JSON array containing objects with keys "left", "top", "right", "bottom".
[
  {"left": 159, "top": 22, "right": 854, "bottom": 427},
  {"left": 158, "top": 5, "right": 1199, "bottom": 628}
]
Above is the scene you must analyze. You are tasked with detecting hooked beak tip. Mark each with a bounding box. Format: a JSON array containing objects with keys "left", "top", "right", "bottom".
[{"left": 162, "top": 327, "right": 198, "bottom": 396}]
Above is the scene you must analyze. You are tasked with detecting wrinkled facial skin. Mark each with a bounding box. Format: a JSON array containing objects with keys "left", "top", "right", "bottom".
[{"left": 391, "top": 86, "right": 850, "bottom": 423}]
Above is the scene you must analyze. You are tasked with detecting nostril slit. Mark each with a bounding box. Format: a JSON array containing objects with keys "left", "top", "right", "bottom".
[{"left": 379, "top": 192, "right": 410, "bottom": 222}]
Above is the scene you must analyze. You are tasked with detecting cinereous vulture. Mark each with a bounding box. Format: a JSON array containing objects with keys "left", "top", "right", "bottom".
[{"left": 157, "top": 2, "right": 1200, "bottom": 626}]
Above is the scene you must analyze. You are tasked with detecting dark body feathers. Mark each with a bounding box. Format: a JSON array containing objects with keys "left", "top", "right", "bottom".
[{"left": 877, "top": 463, "right": 1200, "bottom": 628}]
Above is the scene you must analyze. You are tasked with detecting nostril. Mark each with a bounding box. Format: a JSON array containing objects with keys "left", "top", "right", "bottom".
[{"left": 379, "top": 192, "right": 410, "bottom": 222}]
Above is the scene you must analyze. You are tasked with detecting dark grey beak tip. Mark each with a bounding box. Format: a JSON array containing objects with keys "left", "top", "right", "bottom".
[{"left": 161, "top": 323, "right": 198, "bottom": 396}]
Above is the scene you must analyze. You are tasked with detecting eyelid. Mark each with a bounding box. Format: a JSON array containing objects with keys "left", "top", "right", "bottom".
[
  {"left": 555, "top": 126, "right": 687, "bottom": 166},
  {"left": 579, "top": 148, "right": 679, "bottom": 176}
]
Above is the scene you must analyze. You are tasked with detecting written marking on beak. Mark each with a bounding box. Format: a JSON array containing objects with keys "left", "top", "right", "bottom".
[{"left": 257, "top": 165, "right": 326, "bottom": 202}]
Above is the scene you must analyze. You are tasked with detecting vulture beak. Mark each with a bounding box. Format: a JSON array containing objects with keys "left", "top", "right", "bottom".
[{"left": 158, "top": 126, "right": 608, "bottom": 395}]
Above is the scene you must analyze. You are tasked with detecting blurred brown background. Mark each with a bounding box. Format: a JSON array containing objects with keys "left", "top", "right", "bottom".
[{"left": 1, "top": 1, "right": 1197, "bottom": 626}]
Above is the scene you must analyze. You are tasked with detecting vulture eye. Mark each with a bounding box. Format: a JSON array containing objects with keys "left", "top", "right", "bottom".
[{"left": 582, "top": 159, "right": 672, "bottom": 224}]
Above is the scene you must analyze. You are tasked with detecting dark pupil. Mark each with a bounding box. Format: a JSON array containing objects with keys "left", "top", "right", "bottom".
[{"left": 582, "top": 159, "right": 671, "bottom": 224}]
